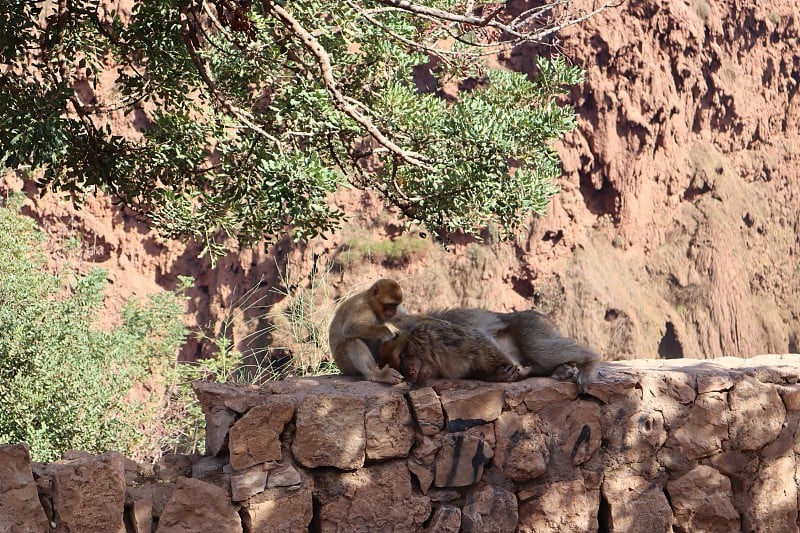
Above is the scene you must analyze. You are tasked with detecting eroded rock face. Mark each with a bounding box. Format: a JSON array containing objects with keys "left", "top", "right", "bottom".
[{"left": 6, "top": 356, "right": 800, "bottom": 532}]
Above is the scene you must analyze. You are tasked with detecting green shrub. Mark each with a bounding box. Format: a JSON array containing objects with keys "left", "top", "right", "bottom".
[{"left": 0, "top": 194, "right": 187, "bottom": 461}]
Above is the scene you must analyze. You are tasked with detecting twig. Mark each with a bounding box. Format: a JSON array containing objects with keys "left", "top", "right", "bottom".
[
  {"left": 263, "top": 1, "right": 433, "bottom": 170},
  {"left": 178, "top": 5, "right": 282, "bottom": 148}
]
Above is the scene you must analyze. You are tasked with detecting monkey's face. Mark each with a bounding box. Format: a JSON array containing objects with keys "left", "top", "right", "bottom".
[
  {"left": 380, "top": 302, "right": 400, "bottom": 320},
  {"left": 399, "top": 354, "right": 435, "bottom": 385}
]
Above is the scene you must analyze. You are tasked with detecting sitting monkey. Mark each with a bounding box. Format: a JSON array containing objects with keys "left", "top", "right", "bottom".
[{"left": 328, "top": 279, "right": 406, "bottom": 384}]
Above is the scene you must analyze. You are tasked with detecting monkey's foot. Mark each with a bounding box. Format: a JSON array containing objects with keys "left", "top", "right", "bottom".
[
  {"left": 372, "top": 366, "right": 404, "bottom": 384},
  {"left": 551, "top": 363, "right": 579, "bottom": 381}
]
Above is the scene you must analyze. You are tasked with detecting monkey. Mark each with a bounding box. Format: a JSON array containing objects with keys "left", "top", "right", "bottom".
[
  {"left": 328, "top": 279, "right": 406, "bottom": 384},
  {"left": 381, "top": 308, "right": 600, "bottom": 392},
  {"left": 378, "top": 314, "right": 523, "bottom": 384}
]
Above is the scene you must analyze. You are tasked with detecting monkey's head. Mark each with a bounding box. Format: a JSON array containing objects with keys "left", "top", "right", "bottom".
[{"left": 368, "top": 279, "right": 403, "bottom": 320}]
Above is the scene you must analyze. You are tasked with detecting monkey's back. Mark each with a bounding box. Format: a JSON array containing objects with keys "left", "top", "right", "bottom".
[{"left": 405, "top": 317, "right": 507, "bottom": 380}]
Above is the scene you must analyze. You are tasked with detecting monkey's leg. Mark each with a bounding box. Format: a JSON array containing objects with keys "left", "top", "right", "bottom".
[
  {"left": 336, "top": 338, "right": 404, "bottom": 384},
  {"left": 472, "top": 342, "right": 525, "bottom": 382}
]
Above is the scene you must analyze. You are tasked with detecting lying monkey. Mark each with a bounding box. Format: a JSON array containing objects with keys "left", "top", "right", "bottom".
[
  {"left": 381, "top": 308, "right": 600, "bottom": 392},
  {"left": 379, "top": 314, "right": 522, "bottom": 384}
]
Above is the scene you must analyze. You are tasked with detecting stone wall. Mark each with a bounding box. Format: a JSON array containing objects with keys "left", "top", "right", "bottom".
[{"left": 2, "top": 355, "right": 799, "bottom": 532}]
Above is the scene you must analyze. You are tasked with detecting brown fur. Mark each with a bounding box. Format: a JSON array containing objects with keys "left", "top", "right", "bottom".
[{"left": 379, "top": 314, "right": 521, "bottom": 384}]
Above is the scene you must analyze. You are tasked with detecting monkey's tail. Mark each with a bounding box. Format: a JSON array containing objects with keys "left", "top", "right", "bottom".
[{"left": 575, "top": 359, "right": 599, "bottom": 394}]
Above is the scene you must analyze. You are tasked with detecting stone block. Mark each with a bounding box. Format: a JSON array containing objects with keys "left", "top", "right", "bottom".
[
  {"left": 205, "top": 406, "right": 237, "bottom": 456},
  {"left": 229, "top": 398, "right": 294, "bottom": 470},
  {"left": 662, "top": 392, "right": 728, "bottom": 467},
  {"left": 266, "top": 464, "right": 302, "bottom": 488},
  {"left": 52, "top": 451, "right": 126, "bottom": 533},
  {"left": 156, "top": 477, "right": 240, "bottom": 533},
  {"left": 439, "top": 386, "right": 504, "bottom": 432},
  {"left": 434, "top": 431, "right": 493, "bottom": 487},
  {"left": 230, "top": 465, "right": 267, "bottom": 502},
  {"left": 745, "top": 456, "right": 798, "bottom": 532},
  {"left": 429, "top": 505, "right": 461, "bottom": 533},
  {"left": 493, "top": 412, "right": 548, "bottom": 482},
  {"left": 520, "top": 379, "right": 578, "bottom": 412},
  {"left": 292, "top": 394, "right": 366, "bottom": 469},
  {"left": 778, "top": 384, "right": 800, "bottom": 411},
  {"left": 666, "top": 465, "right": 739, "bottom": 533},
  {"left": 407, "top": 459, "right": 434, "bottom": 494},
  {"left": 518, "top": 477, "right": 599, "bottom": 532},
  {"left": 462, "top": 485, "right": 518, "bottom": 533},
  {"left": 241, "top": 480, "right": 313, "bottom": 533},
  {"left": 555, "top": 400, "right": 602, "bottom": 466},
  {"left": 407, "top": 386, "right": 444, "bottom": 435},
  {"left": 365, "top": 393, "right": 415, "bottom": 461},
  {"left": 0, "top": 443, "right": 50, "bottom": 533},
  {"left": 601, "top": 474, "right": 672, "bottom": 533},
  {"left": 315, "top": 460, "right": 430, "bottom": 531},
  {"left": 728, "top": 375, "right": 785, "bottom": 450}
]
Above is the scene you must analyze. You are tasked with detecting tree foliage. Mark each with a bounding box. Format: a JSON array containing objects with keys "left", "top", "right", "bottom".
[
  {"left": 0, "top": 0, "right": 615, "bottom": 257},
  {"left": 0, "top": 195, "right": 187, "bottom": 461}
]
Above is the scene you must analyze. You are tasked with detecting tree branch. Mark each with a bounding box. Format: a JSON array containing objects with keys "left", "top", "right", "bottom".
[
  {"left": 178, "top": 5, "right": 282, "bottom": 148},
  {"left": 263, "top": 1, "right": 433, "bottom": 171},
  {"left": 373, "top": 0, "right": 622, "bottom": 41}
]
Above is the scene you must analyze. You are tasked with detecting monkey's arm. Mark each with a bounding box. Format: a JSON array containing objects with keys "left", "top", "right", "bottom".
[
  {"left": 334, "top": 338, "right": 404, "bottom": 384},
  {"left": 377, "top": 334, "right": 407, "bottom": 370},
  {"left": 342, "top": 321, "right": 399, "bottom": 342}
]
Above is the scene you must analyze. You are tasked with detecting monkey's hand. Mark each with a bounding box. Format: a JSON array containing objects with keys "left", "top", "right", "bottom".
[
  {"left": 372, "top": 364, "right": 404, "bottom": 384},
  {"left": 496, "top": 363, "right": 521, "bottom": 382},
  {"left": 379, "top": 321, "right": 401, "bottom": 342},
  {"left": 517, "top": 365, "right": 534, "bottom": 379}
]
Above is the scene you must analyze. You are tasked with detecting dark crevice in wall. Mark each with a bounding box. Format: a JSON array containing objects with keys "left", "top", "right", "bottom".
[
  {"left": 597, "top": 491, "right": 611, "bottom": 532},
  {"left": 658, "top": 321, "right": 684, "bottom": 359}
]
